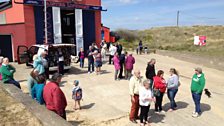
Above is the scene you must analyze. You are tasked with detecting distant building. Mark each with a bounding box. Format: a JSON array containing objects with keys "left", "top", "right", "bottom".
[{"left": 0, "top": 0, "right": 105, "bottom": 61}]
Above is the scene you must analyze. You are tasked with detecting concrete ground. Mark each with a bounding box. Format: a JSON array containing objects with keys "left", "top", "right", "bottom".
[{"left": 13, "top": 53, "right": 224, "bottom": 126}]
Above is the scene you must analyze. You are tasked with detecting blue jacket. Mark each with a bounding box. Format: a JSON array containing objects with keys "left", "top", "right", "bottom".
[{"left": 33, "top": 56, "right": 45, "bottom": 74}]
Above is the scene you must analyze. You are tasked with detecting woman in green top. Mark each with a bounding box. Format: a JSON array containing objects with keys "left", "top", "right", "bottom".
[{"left": 191, "top": 67, "right": 206, "bottom": 118}]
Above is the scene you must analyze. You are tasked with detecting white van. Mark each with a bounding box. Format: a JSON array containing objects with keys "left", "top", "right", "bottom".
[{"left": 17, "top": 44, "right": 75, "bottom": 71}]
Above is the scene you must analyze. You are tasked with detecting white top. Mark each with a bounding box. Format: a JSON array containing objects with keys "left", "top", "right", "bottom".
[
  {"left": 139, "top": 87, "right": 153, "bottom": 106},
  {"left": 109, "top": 46, "right": 117, "bottom": 55}
]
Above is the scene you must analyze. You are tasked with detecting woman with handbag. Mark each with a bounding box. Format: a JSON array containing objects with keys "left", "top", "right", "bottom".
[{"left": 153, "top": 70, "right": 166, "bottom": 113}]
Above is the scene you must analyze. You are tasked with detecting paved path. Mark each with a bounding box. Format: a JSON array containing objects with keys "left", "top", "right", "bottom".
[{"left": 14, "top": 53, "right": 224, "bottom": 126}]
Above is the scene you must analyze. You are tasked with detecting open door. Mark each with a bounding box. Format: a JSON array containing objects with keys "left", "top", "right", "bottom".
[
  {"left": 75, "top": 9, "right": 84, "bottom": 55},
  {"left": 52, "top": 7, "right": 62, "bottom": 44},
  {"left": 17, "top": 45, "right": 29, "bottom": 64}
]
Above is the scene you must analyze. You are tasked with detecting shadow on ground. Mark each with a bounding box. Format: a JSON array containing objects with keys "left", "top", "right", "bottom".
[
  {"left": 148, "top": 110, "right": 166, "bottom": 123},
  {"left": 163, "top": 101, "right": 189, "bottom": 111},
  {"left": 68, "top": 66, "right": 89, "bottom": 75},
  {"left": 68, "top": 66, "right": 111, "bottom": 75},
  {"left": 82, "top": 103, "right": 95, "bottom": 110},
  {"left": 201, "top": 103, "right": 211, "bottom": 114},
  {"left": 68, "top": 120, "right": 84, "bottom": 126}
]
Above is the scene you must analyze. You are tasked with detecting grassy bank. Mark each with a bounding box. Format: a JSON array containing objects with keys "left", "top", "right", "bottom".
[{"left": 118, "top": 26, "right": 224, "bottom": 57}]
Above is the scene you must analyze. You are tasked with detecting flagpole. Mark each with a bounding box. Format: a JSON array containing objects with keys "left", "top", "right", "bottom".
[{"left": 44, "top": 0, "right": 48, "bottom": 44}]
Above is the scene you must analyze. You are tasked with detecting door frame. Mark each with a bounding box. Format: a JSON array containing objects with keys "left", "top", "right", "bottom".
[{"left": 0, "top": 34, "right": 14, "bottom": 61}]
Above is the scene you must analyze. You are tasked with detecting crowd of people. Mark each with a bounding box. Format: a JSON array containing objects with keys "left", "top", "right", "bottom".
[
  {"left": 0, "top": 41, "right": 206, "bottom": 125},
  {"left": 129, "top": 59, "right": 206, "bottom": 126},
  {"left": 76, "top": 42, "right": 136, "bottom": 80}
]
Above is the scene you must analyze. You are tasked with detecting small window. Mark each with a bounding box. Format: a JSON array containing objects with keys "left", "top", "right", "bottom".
[
  {"left": 0, "top": 0, "right": 12, "bottom": 12},
  {"left": 0, "top": 13, "right": 6, "bottom": 24}
]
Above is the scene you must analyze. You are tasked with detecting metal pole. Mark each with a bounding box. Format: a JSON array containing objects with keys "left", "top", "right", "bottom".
[
  {"left": 44, "top": 0, "right": 48, "bottom": 44},
  {"left": 177, "top": 10, "right": 180, "bottom": 27}
]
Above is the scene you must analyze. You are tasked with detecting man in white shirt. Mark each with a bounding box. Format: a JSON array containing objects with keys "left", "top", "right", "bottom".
[{"left": 108, "top": 44, "right": 117, "bottom": 64}]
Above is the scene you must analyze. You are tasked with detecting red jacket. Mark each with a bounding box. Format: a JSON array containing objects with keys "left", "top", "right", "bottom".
[
  {"left": 153, "top": 76, "right": 167, "bottom": 93},
  {"left": 43, "top": 81, "right": 67, "bottom": 117}
]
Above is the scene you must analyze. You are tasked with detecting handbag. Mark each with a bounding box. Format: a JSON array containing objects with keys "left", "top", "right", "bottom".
[
  {"left": 152, "top": 82, "right": 161, "bottom": 97},
  {"left": 153, "top": 88, "right": 161, "bottom": 97}
]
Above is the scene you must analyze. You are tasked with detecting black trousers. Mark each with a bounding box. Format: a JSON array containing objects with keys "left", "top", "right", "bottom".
[
  {"left": 88, "top": 60, "right": 94, "bottom": 72},
  {"left": 5, "top": 78, "right": 21, "bottom": 89},
  {"left": 140, "top": 105, "right": 150, "bottom": 123},
  {"left": 118, "top": 63, "right": 124, "bottom": 78},
  {"left": 109, "top": 55, "right": 114, "bottom": 64},
  {"left": 58, "top": 61, "right": 64, "bottom": 75},
  {"left": 44, "top": 67, "right": 49, "bottom": 79},
  {"left": 155, "top": 92, "right": 164, "bottom": 111}
]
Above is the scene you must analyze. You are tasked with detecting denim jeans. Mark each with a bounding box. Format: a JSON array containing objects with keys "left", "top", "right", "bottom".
[
  {"left": 192, "top": 92, "right": 202, "bottom": 113},
  {"left": 5, "top": 78, "right": 21, "bottom": 89},
  {"left": 80, "top": 58, "right": 84, "bottom": 68},
  {"left": 167, "top": 89, "right": 178, "bottom": 109},
  {"left": 88, "top": 60, "right": 94, "bottom": 72}
]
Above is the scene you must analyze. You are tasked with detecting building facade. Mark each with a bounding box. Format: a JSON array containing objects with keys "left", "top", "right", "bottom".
[{"left": 0, "top": 0, "right": 103, "bottom": 61}]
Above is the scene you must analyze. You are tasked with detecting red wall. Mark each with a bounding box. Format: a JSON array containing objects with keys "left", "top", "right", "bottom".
[
  {"left": 0, "top": 0, "right": 24, "bottom": 24},
  {"left": 0, "top": 24, "right": 26, "bottom": 61},
  {"left": 0, "top": 5, "right": 36, "bottom": 61},
  {"left": 102, "top": 26, "right": 110, "bottom": 42}
]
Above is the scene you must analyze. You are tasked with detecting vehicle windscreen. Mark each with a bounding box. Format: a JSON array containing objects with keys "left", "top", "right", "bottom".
[{"left": 48, "top": 46, "right": 73, "bottom": 67}]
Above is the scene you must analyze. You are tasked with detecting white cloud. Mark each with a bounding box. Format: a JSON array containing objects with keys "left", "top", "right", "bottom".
[
  {"left": 102, "top": 0, "right": 140, "bottom": 7},
  {"left": 118, "top": 0, "right": 139, "bottom": 4}
]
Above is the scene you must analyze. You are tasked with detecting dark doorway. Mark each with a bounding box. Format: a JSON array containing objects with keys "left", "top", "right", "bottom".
[
  {"left": 0, "top": 35, "right": 13, "bottom": 61},
  {"left": 61, "top": 9, "right": 76, "bottom": 44},
  {"left": 83, "top": 10, "right": 96, "bottom": 52}
]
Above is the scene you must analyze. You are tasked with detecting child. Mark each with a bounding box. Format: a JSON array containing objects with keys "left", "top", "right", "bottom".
[
  {"left": 78, "top": 48, "right": 85, "bottom": 68},
  {"left": 72, "top": 80, "right": 82, "bottom": 110},
  {"left": 139, "top": 80, "right": 155, "bottom": 126},
  {"left": 0, "top": 57, "right": 3, "bottom": 81},
  {"left": 31, "top": 73, "right": 46, "bottom": 105},
  {"left": 94, "top": 50, "right": 102, "bottom": 75}
]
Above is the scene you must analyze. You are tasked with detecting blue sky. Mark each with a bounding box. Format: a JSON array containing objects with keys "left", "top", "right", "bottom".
[{"left": 102, "top": 0, "right": 224, "bottom": 30}]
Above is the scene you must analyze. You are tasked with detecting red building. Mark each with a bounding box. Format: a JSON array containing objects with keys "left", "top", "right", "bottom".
[
  {"left": 101, "top": 25, "right": 116, "bottom": 43},
  {"left": 0, "top": 0, "right": 104, "bottom": 61}
]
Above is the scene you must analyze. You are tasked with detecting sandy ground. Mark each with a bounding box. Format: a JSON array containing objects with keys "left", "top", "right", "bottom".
[
  {"left": 7, "top": 53, "right": 224, "bottom": 126},
  {"left": 0, "top": 86, "right": 42, "bottom": 126}
]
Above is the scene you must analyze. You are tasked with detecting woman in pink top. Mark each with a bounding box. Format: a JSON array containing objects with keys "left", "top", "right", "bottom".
[
  {"left": 78, "top": 48, "right": 85, "bottom": 68},
  {"left": 125, "top": 54, "right": 135, "bottom": 80},
  {"left": 113, "top": 52, "right": 121, "bottom": 81}
]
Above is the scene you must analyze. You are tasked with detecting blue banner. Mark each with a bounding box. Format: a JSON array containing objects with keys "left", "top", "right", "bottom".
[{"left": 23, "top": 0, "right": 104, "bottom": 11}]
